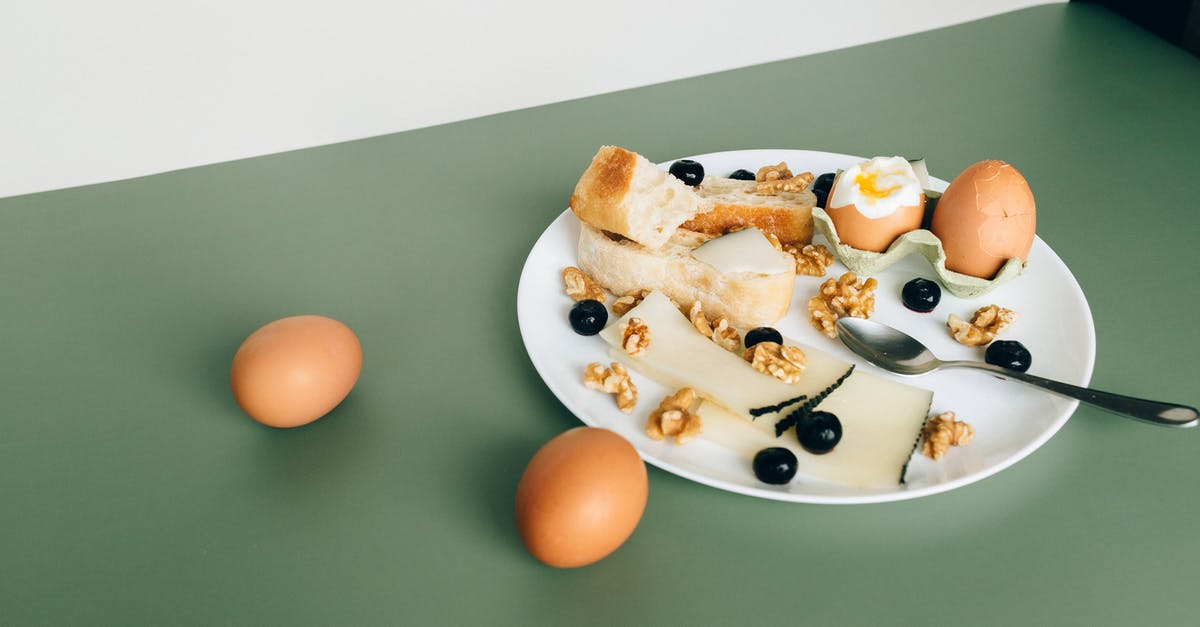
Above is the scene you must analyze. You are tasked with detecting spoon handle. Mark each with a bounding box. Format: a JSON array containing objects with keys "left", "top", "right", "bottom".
[{"left": 942, "top": 361, "right": 1198, "bottom": 428}]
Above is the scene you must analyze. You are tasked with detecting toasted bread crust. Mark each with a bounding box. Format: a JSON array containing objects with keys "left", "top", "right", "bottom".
[
  {"left": 569, "top": 146, "right": 707, "bottom": 249},
  {"left": 570, "top": 146, "right": 816, "bottom": 248},
  {"left": 569, "top": 146, "right": 636, "bottom": 233},
  {"left": 683, "top": 176, "right": 816, "bottom": 244},
  {"left": 682, "top": 202, "right": 813, "bottom": 244}
]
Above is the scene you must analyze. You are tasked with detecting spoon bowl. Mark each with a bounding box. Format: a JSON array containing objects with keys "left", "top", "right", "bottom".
[
  {"left": 835, "top": 318, "right": 942, "bottom": 375},
  {"left": 835, "top": 317, "right": 1198, "bottom": 428}
]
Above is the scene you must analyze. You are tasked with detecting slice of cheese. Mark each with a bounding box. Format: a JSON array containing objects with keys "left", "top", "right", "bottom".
[
  {"left": 599, "top": 291, "right": 849, "bottom": 423},
  {"left": 697, "top": 368, "right": 932, "bottom": 488},
  {"left": 804, "top": 370, "right": 932, "bottom": 487},
  {"left": 601, "top": 290, "right": 932, "bottom": 488},
  {"left": 690, "top": 227, "right": 794, "bottom": 276}
]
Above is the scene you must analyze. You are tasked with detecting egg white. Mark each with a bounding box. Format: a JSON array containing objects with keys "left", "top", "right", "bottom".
[{"left": 828, "top": 156, "right": 923, "bottom": 219}]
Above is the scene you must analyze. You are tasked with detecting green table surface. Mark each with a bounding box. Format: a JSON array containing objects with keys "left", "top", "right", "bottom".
[{"left": 4, "top": 4, "right": 1199, "bottom": 625}]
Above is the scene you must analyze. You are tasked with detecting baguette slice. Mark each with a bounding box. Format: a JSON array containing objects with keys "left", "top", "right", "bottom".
[
  {"left": 569, "top": 146, "right": 703, "bottom": 250},
  {"left": 685, "top": 176, "right": 817, "bottom": 245},
  {"left": 577, "top": 224, "right": 795, "bottom": 329},
  {"left": 570, "top": 146, "right": 817, "bottom": 249}
]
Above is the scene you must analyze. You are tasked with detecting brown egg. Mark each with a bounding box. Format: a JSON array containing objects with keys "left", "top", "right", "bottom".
[
  {"left": 230, "top": 315, "right": 363, "bottom": 428},
  {"left": 825, "top": 156, "right": 926, "bottom": 252},
  {"left": 515, "top": 427, "right": 648, "bottom": 568},
  {"left": 825, "top": 193, "right": 926, "bottom": 253},
  {"left": 931, "top": 160, "right": 1036, "bottom": 279}
]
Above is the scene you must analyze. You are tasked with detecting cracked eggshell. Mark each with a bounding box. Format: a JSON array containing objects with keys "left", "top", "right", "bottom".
[{"left": 931, "top": 160, "right": 1036, "bottom": 279}]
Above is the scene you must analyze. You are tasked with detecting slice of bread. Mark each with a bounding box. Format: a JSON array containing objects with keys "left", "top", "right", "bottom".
[
  {"left": 570, "top": 146, "right": 816, "bottom": 249},
  {"left": 686, "top": 177, "right": 816, "bottom": 245},
  {"left": 569, "top": 146, "right": 703, "bottom": 250},
  {"left": 577, "top": 224, "right": 795, "bottom": 329}
]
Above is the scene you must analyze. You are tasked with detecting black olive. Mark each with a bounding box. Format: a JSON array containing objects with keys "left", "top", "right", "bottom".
[
  {"left": 568, "top": 299, "right": 608, "bottom": 335},
  {"left": 744, "top": 327, "right": 784, "bottom": 349},
  {"left": 901, "top": 278, "right": 942, "bottom": 313},
  {"left": 728, "top": 169, "right": 756, "bottom": 181},
  {"left": 985, "top": 340, "right": 1032, "bottom": 373},
  {"left": 797, "top": 411, "right": 842, "bottom": 455},
  {"left": 669, "top": 159, "right": 705, "bottom": 186},
  {"left": 753, "top": 447, "right": 798, "bottom": 484},
  {"left": 812, "top": 172, "right": 837, "bottom": 207}
]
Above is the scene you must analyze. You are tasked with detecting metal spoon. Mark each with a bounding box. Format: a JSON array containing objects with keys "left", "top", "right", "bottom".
[{"left": 835, "top": 317, "right": 1198, "bottom": 428}]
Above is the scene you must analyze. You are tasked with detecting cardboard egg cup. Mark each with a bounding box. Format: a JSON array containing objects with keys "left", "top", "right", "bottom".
[{"left": 811, "top": 207, "right": 1025, "bottom": 299}]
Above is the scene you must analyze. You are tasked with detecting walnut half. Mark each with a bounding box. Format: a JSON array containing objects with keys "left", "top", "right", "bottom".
[
  {"left": 743, "top": 341, "right": 807, "bottom": 384},
  {"left": 562, "top": 266, "right": 606, "bottom": 302},
  {"left": 621, "top": 318, "right": 650, "bottom": 356},
  {"left": 688, "top": 301, "right": 741, "bottom": 352},
  {"left": 612, "top": 289, "right": 650, "bottom": 316},
  {"left": 756, "top": 162, "right": 793, "bottom": 182},
  {"left": 808, "top": 272, "right": 878, "bottom": 338},
  {"left": 921, "top": 411, "right": 975, "bottom": 460},
  {"left": 765, "top": 235, "right": 834, "bottom": 277},
  {"left": 756, "top": 171, "right": 814, "bottom": 196},
  {"left": 584, "top": 362, "right": 637, "bottom": 414},
  {"left": 947, "top": 304, "right": 1018, "bottom": 346},
  {"left": 645, "top": 388, "right": 701, "bottom": 444},
  {"left": 790, "top": 243, "right": 834, "bottom": 277}
]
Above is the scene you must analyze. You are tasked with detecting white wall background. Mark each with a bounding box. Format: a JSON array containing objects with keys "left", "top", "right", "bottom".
[{"left": 0, "top": 0, "right": 1061, "bottom": 199}]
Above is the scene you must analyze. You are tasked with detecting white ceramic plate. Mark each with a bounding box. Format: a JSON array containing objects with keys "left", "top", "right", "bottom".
[{"left": 517, "top": 149, "right": 1095, "bottom": 504}]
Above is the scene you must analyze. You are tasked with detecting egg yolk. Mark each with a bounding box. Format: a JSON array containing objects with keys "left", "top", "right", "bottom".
[{"left": 854, "top": 171, "right": 900, "bottom": 200}]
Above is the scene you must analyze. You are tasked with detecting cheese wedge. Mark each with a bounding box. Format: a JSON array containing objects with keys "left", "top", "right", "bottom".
[{"left": 601, "top": 290, "right": 933, "bottom": 487}]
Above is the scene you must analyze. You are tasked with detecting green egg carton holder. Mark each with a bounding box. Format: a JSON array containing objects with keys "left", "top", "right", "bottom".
[{"left": 810, "top": 206, "right": 1025, "bottom": 299}]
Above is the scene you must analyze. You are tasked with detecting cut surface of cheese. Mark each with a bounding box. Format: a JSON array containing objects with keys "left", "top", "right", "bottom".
[
  {"left": 690, "top": 227, "right": 793, "bottom": 276},
  {"left": 601, "top": 290, "right": 933, "bottom": 488}
]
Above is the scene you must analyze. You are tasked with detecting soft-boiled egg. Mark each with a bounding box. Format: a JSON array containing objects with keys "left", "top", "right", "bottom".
[{"left": 826, "top": 156, "right": 925, "bottom": 252}]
